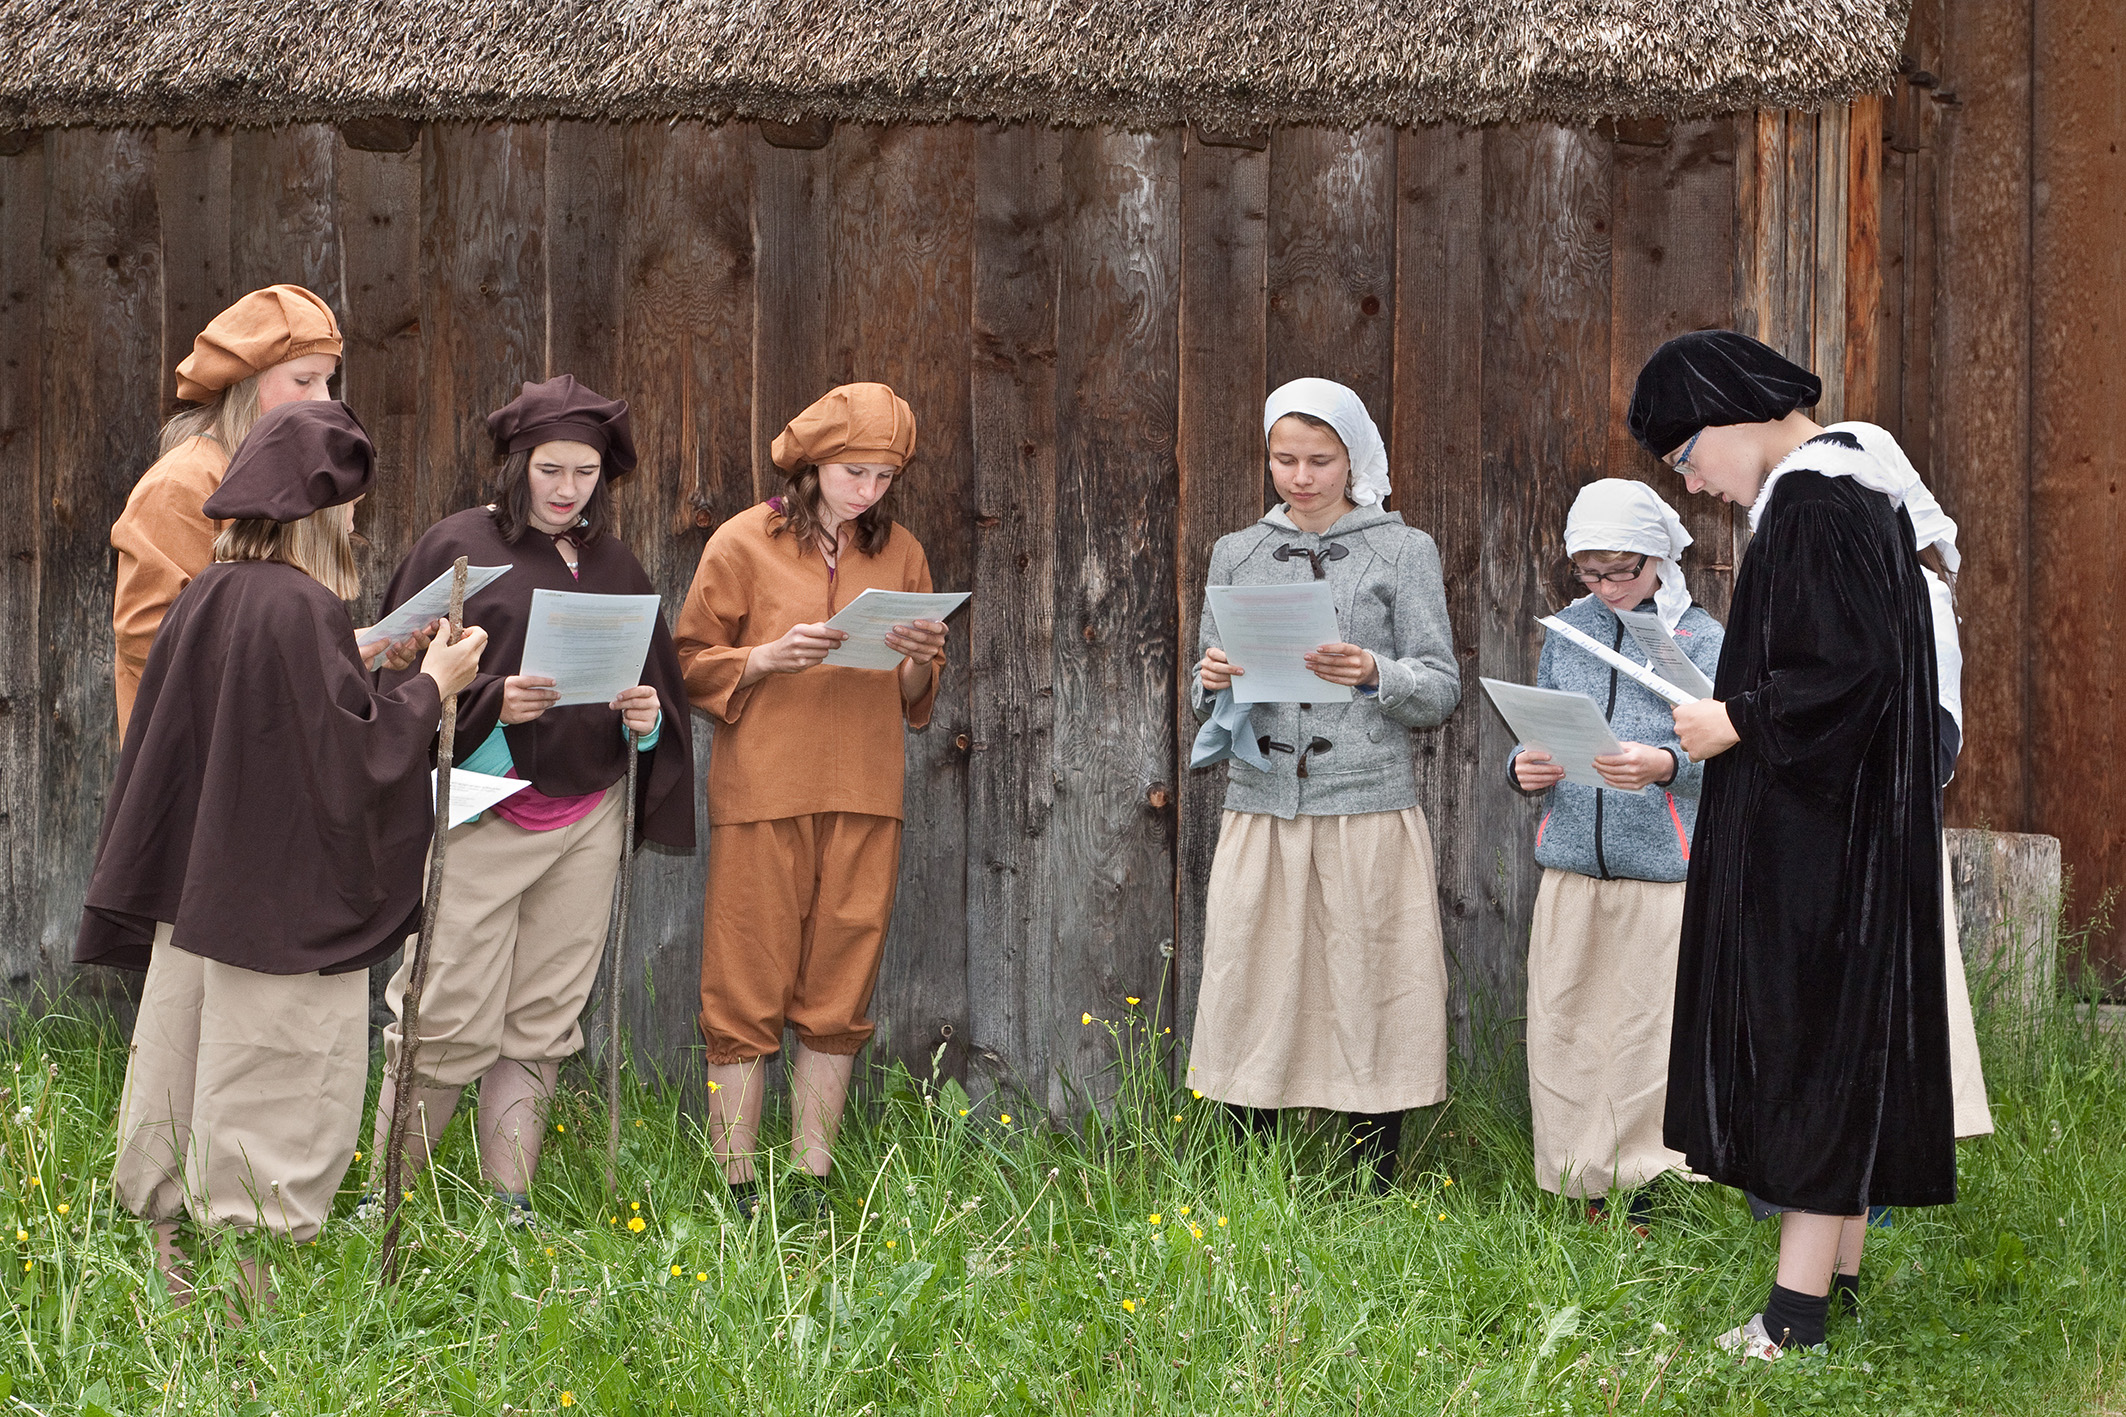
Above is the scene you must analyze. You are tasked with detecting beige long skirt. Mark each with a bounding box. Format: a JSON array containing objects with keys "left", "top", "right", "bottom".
[
  {"left": 111, "top": 923, "right": 369, "bottom": 1242},
  {"left": 1527, "top": 870, "right": 1693, "bottom": 1196},
  {"left": 1944, "top": 835, "right": 1994, "bottom": 1139},
  {"left": 1187, "top": 808, "right": 1449, "bottom": 1113}
]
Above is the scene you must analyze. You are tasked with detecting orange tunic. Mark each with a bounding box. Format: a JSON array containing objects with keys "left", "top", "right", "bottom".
[
  {"left": 110, "top": 436, "right": 227, "bottom": 739},
  {"left": 674, "top": 502, "right": 942, "bottom": 826}
]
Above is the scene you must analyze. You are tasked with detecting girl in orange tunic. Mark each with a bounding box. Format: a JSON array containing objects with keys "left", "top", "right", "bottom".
[{"left": 674, "top": 383, "right": 948, "bottom": 1214}]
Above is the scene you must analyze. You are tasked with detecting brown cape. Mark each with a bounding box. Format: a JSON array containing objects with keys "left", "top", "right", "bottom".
[
  {"left": 378, "top": 508, "right": 696, "bottom": 851},
  {"left": 76, "top": 560, "right": 444, "bottom": 975}
]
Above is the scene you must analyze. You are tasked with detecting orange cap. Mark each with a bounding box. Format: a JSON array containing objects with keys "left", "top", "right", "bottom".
[
  {"left": 770, "top": 383, "right": 916, "bottom": 471},
  {"left": 174, "top": 285, "right": 343, "bottom": 403}
]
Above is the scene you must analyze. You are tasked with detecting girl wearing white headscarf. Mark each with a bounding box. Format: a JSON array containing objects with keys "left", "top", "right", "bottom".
[
  {"left": 1188, "top": 379, "right": 1460, "bottom": 1193},
  {"left": 1509, "top": 479, "right": 1725, "bottom": 1221}
]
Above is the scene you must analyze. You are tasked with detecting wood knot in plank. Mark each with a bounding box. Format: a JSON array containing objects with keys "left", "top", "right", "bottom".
[{"left": 1145, "top": 784, "right": 1169, "bottom": 810}]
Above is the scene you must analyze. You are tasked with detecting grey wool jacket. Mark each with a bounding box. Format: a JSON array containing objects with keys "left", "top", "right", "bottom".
[
  {"left": 1509, "top": 593, "right": 1725, "bottom": 883},
  {"left": 1192, "top": 504, "right": 1461, "bottom": 818}
]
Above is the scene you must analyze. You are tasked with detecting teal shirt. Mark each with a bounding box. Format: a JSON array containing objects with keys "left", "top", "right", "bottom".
[{"left": 460, "top": 712, "right": 662, "bottom": 780}]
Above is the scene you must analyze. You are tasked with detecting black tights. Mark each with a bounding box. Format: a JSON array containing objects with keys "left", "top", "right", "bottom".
[{"left": 1226, "top": 1105, "right": 1405, "bottom": 1192}]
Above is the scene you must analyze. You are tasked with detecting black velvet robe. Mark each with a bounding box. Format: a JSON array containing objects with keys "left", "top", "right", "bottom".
[
  {"left": 1664, "top": 461, "right": 1955, "bottom": 1212},
  {"left": 378, "top": 508, "right": 696, "bottom": 851},
  {"left": 76, "top": 561, "right": 444, "bottom": 975}
]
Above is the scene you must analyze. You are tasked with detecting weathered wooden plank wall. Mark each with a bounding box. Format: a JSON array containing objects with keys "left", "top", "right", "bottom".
[{"left": 0, "top": 108, "right": 1912, "bottom": 1100}]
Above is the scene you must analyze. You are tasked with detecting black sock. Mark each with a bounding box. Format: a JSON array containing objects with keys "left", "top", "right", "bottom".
[
  {"left": 1832, "top": 1271, "right": 1861, "bottom": 1317},
  {"left": 1625, "top": 1189, "right": 1656, "bottom": 1227},
  {"left": 1226, "top": 1104, "right": 1277, "bottom": 1144},
  {"left": 1348, "top": 1110, "right": 1404, "bottom": 1192},
  {"left": 1761, "top": 1283, "right": 1830, "bottom": 1349}
]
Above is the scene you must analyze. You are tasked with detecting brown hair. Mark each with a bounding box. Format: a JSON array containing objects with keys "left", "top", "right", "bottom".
[
  {"left": 771, "top": 465, "right": 895, "bottom": 558},
  {"left": 1917, "top": 544, "right": 1957, "bottom": 615},
  {"left": 212, "top": 503, "right": 362, "bottom": 600},
  {"left": 487, "top": 447, "right": 616, "bottom": 544},
  {"left": 158, "top": 375, "right": 263, "bottom": 459}
]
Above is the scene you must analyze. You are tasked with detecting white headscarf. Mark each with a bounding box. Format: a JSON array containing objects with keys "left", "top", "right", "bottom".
[
  {"left": 1564, "top": 478, "right": 1695, "bottom": 631},
  {"left": 1263, "top": 378, "right": 1393, "bottom": 508},
  {"left": 1751, "top": 421, "right": 1963, "bottom": 735}
]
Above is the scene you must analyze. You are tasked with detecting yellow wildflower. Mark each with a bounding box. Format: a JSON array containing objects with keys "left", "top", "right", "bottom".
[
  {"left": 958, "top": 1108, "right": 969, "bottom": 1117},
  {"left": 1443, "top": 1177, "right": 1454, "bottom": 1186},
  {"left": 1126, "top": 997, "right": 1140, "bottom": 1007},
  {"left": 12, "top": 1229, "right": 23, "bottom": 1242},
  {"left": 671, "top": 1264, "right": 683, "bottom": 1276},
  {"left": 1216, "top": 1216, "right": 1228, "bottom": 1228},
  {"left": 55, "top": 1205, "right": 67, "bottom": 1216},
  {"left": 1000, "top": 1114, "right": 1012, "bottom": 1125},
  {"left": 1178, "top": 1206, "right": 1190, "bottom": 1216},
  {"left": 696, "top": 1272, "right": 707, "bottom": 1282},
  {"left": 886, "top": 1240, "right": 897, "bottom": 1249},
  {"left": 1121, "top": 1299, "right": 1136, "bottom": 1313},
  {"left": 1190, "top": 1225, "right": 1203, "bottom": 1240},
  {"left": 353, "top": 1151, "right": 362, "bottom": 1161},
  {"left": 635, "top": 1119, "right": 645, "bottom": 1128},
  {"left": 628, "top": 1217, "right": 646, "bottom": 1232},
  {"left": 1191, "top": 1089, "right": 1203, "bottom": 1099},
  {"left": 1173, "top": 1114, "right": 1183, "bottom": 1122},
  {"left": 561, "top": 1394, "right": 576, "bottom": 1408},
  {"left": 1082, "top": 1013, "right": 1092, "bottom": 1026},
  {"left": 631, "top": 1201, "right": 641, "bottom": 1210},
  {"left": 556, "top": 1123, "right": 566, "bottom": 1133},
  {"left": 546, "top": 1247, "right": 556, "bottom": 1256},
  {"left": 1148, "top": 1213, "right": 1162, "bottom": 1225},
  {"left": 707, "top": 1081, "right": 722, "bottom": 1093},
  {"left": 1438, "top": 1213, "right": 1447, "bottom": 1221}
]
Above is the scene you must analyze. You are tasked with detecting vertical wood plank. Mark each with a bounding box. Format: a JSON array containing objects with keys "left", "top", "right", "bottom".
[
  {"left": 829, "top": 125, "right": 979, "bottom": 1081},
  {"left": 1884, "top": 0, "right": 1945, "bottom": 475},
  {"left": 1843, "top": 96, "right": 1884, "bottom": 424},
  {"left": 1048, "top": 129, "right": 1182, "bottom": 1115},
  {"left": 1393, "top": 125, "right": 1485, "bottom": 1048},
  {"left": 1935, "top": 0, "right": 2034, "bottom": 844},
  {"left": 1778, "top": 111, "right": 1818, "bottom": 364},
  {"left": 417, "top": 123, "right": 547, "bottom": 534},
  {"left": 1173, "top": 132, "right": 1267, "bottom": 1049},
  {"left": 1812, "top": 106, "right": 1851, "bottom": 423},
  {"left": 338, "top": 140, "right": 424, "bottom": 615},
  {"left": 0, "top": 142, "right": 44, "bottom": 988},
  {"left": 599, "top": 120, "right": 755, "bottom": 1088},
  {"left": 967, "top": 124, "right": 1063, "bottom": 1108},
  {"left": 547, "top": 121, "right": 626, "bottom": 395},
  {"left": 1475, "top": 123, "right": 1612, "bottom": 1058},
  {"left": 1265, "top": 127, "right": 1396, "bottom": 413},
  {"left": 39, "top": 130, "right": 160, "bottom": 991},
  {"left": 2030, "top": 0, "right": 2121, "bottom": 973},
  {"left": 1607, "top": 119, "right": 1740, "bottom": 618},
  {"left": 153, "top": 128, "right": 230, "bottom": 417},
  {"left": 1733, "top": 112, "right": 1780, "bottom": 345},
  {"left": 229, "top": 126, "right": 343, "bottom": 315}
]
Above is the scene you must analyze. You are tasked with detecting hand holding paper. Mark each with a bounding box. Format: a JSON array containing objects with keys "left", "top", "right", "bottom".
[
  {"left": 820, "top": 589, "right": 969, "bottom": 671},
  {"left": 1479, "top": 678, "right": 1625, "bottom": 788},
  {"left": 518, "top": 588, "right": 663, "bottom": 707},
  {"left": 360, "top": 564, "right": 511, "bottom": 648},
  {"left": 1205, "top": 583, "right": 1354, "bottom": 704}
]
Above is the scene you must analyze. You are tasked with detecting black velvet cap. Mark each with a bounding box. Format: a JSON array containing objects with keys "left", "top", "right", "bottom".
[
  {"left": 203, "top": 401, "right": 374, "bottom": 523},
  {"left": 1627, "top": 330, "right": 1823, "bottom": 458},
  {"left": 486, "top": 374, "right": 638, "bottom": 475}
]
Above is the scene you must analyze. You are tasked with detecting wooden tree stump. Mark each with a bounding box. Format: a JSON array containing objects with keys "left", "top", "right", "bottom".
[{"left": 1946, "top": 827, "right": 2060, "bottom": 1017}]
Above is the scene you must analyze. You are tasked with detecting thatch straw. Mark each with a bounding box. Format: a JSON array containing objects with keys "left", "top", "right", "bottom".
[{"left": 0, "top": 1, "right": 1910, "bottom": 131}]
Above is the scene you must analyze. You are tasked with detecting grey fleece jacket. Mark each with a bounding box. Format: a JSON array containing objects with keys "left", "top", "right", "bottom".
[
  {"left": 1193, "top": 504, "right": 1460, "bottom": 818},
  {"left": 1508, "top": 594, "right": 1725, "bottom": 883}
]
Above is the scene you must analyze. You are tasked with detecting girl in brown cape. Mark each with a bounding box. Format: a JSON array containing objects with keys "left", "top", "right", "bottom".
[
  {"left": 77, "top": 400, "right": 488, "bottom": 1312},
  {"left": 109, "top": 284, "right": 344, "bottom": 740},
  {"left": 675, "top": 382, "right": 948, "bottom": 1217},
  {"left": 367, "top": 376, "right": 695, "bottom": 1221}
]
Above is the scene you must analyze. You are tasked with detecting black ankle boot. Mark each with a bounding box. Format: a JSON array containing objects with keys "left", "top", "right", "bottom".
[{"left": 1348, "top": 1110, "right": 1405, "bottom": 1193}]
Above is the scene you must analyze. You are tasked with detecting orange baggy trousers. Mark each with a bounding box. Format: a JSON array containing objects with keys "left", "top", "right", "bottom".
[{"left": 699, "top": 812, "right": 903, "bottom": 1063}]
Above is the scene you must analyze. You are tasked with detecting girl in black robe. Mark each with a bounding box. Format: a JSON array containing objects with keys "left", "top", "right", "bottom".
[{"left": 1628, "top": 331, "right": 1953, "bottom": 1360}]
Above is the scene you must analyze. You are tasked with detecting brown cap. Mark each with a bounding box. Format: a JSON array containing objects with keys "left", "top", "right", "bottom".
[
  {"left": 771, "top": 383, "right": 916, "bottom": 471},
  {"left": 203, "top": 402, "right": 374, "bottom": 523},
  {"left": 485, "top": 375, "right": 639, "bottom": 476},
  {"left": 174, "top": 285, "right": 343, "bottom": 403}
]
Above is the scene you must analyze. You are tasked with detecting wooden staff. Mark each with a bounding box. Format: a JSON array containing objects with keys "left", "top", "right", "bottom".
[
  {"left": 380, "top": 555, "right": 469, "bottom": 1284},
  {"left": 603, "top": 728, "right": 640, "bottom": 1193}
]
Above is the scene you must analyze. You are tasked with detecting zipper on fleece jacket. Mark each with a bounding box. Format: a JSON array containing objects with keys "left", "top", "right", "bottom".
[{"left": 1592, "top": 616, "right": 1626, "bottom": 881}]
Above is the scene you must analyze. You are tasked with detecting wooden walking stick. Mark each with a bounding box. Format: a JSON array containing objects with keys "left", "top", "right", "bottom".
[
  {"left": 380, "top": 555, "right": 469, "bottom": 1284},
  {"left": 603, "top": 727, "right": 640, "bottom": 1193}
]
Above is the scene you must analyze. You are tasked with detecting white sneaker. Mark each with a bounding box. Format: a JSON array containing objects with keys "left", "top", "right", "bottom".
[{"left": 1715, "top": 1313, "right": 1783, "bottom": 1362}]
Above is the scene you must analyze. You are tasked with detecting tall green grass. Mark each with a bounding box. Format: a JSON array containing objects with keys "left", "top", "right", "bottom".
[{"left": 1, "top": 951, "right": 2119, "bottom": 1415}]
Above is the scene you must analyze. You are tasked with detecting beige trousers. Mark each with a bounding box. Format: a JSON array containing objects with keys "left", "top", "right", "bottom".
[
  {"left": 383, "top": 785, "right": 624, "bottom": 1089},
  {"left": 1526, "top": 870, "right": 1693, "bottom": 1197},
  {"left": 1188, "top": 808, "right": 1450, "bottom": 1113},
  {"left": 111, "top": 924, "right": 368, "bottom": 1242}
]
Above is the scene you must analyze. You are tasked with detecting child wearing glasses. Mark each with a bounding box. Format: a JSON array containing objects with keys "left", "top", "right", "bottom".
[{"left": 1509, "top": 479, "right": 1723, "bottom": 1226}]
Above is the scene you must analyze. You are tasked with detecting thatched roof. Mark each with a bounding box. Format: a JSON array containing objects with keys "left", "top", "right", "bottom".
[{"left": 0, "top": 1, "right": 1912, "bottom": 132}]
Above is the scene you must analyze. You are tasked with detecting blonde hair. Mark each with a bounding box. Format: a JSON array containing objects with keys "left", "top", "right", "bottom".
[
  {"left": 212, "top": 503, "right": 361, "bottom": 600},
  {"left": 159, "top": 375, "right": 263, "bottom": 458}
]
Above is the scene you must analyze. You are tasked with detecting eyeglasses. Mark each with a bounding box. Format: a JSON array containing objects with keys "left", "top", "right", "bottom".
[
  {"left": 1569, "top": 555, "right": 1650, "bottom": 585},
  {"left": 1668, "top": 428, "right": 1704, "bottom": 476}
]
